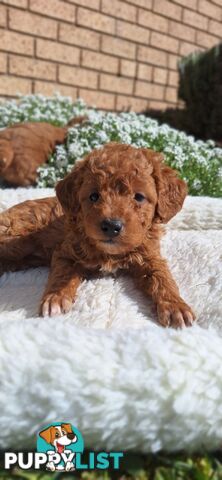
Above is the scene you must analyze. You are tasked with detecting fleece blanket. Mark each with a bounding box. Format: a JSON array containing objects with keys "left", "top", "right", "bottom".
[{"left": 0, "top": 188, "right": 222, "bottom": 453}]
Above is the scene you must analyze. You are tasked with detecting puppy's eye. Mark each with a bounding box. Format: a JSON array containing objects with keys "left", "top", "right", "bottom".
[
  {"left": 134, "top": 193, "right": 146, "bottom": 202},
  {"left": 55, "top": 432, "right": 60, "bottom": 438},
  {"left": 89, "top": 192, "right": 100, "bottom": 202}
]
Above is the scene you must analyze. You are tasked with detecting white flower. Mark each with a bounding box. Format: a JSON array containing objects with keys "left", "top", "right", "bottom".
[
  {"left": 96, "top": 131, "right": 109, "bottom": 142},
  {"left": 1, "top": 94, "right": 221, "bottom": 197}
]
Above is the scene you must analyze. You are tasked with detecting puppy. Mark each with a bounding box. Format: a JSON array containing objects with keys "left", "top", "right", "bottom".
[
  {"left": 0, "top": 143, "right": 195, "bottom": 328},
  {"left": 0, "top": 116, "right": 87, "bottom": 186},
  {"left": 39, "top": 423, "right": 77, "bottom": 453},
  {"left": 39, "top": 423, "right": 77, "bottom": 471}
]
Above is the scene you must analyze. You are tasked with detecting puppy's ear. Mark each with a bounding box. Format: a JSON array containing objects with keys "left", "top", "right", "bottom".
[
  {"left": 39, "top": 426, "right": 52, "bottom": 444},
  {"left": 154, "top": 158, "right": 187, "bottom": 223},
  {"left": 61, "top": 423, "right": 73, "bottom": 434},
  {"left": 141, "top": 149, "right": 187, "bottom": 223},
  {"left": 56, "top": 159, "right": 87, "bottom": 215},
  {"left": 56, "top": 171, "right": 76, "bottom": 214}
]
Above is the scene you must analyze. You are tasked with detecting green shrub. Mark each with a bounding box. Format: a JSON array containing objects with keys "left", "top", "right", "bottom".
[{"left": 178, "top": 43, "right": 222, "bottom": 141}]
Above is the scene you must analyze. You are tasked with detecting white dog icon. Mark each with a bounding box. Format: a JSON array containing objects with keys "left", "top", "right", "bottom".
[{"left": 39, "top": 423, "right": 77, "bottom": 471}]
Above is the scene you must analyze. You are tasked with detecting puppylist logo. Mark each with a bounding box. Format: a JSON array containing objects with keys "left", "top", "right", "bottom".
[
  {"left": 4, "top": 422, "right": 124, "bottom": 472},
  {"left": 37, "top": 423, "right": 83, "bottom": 472}
]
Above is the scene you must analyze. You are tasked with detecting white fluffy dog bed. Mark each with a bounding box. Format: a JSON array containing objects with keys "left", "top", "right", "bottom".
[{"left": 0, "top": 188, "right": 222, "bottom": 452}]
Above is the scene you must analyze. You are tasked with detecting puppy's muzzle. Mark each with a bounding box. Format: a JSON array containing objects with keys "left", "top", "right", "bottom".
[{"left": 100, "top": 218, "right": 123, "bottom": 237}]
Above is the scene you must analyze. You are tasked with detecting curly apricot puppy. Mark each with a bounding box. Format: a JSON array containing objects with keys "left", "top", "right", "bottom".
[
  {"left": 0, "top": 116, "right": 87, "bottom": 186},
  {"left": 0, "top": 143, "right": 195, "bottom": 328}
]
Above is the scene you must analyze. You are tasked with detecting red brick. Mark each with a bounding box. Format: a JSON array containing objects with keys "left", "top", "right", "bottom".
[
  {"left": 0, "top": 29, "right": 34, "bottom": 56},
  {"left": 34, "top": 81, "right": 78, "bottom": 99},
  {"left": 67, "top": 0, "right": 100, "bottom": 8},
  {"left": 37, "top": 39, "right": 80, "bottom": 65},
  {"left": 210, "top": 0, "right": 222, "bottom": 5},
  {"left": 196, "top": 31, "right": 219, "bottom": 48},
  {"left": 116, "top": 20, "right": 150, "bottom": 44},
  {"left": 77, "top": 7, "right": 115, "bottom": 34},
  {"left": 59, "top": 23, "right": 100, "bottom": 50},
  {"left": 169, "top": 20, "right": 196, "bottom": 41},
  {"left": 2, "top": 0, "right": 27, "bottom": 6},
  {"left": 153, "top": 0, "right": 182, "bottom": 20},
  {"left": 59, "top": 65, "right": 98, "bottom": 89},
  {"left": 79, "top": 89, "right": 115, "bottom": 110},
  {"left": 166, "top": 101, "right": 178, "bottom": 107},
  {"left": 102, "top": 35, "right": 136, "bottom": 60},
  {"left": 0, "top": 5, "right": 7, "bottom": 26},
  {"left": 179, "top": 41, "right": 202, "bottom": 56},
  {"left": 101, "top": 0, "right": 137, "bottom": 21},
  {"left": 0, "top": 53, "right": 7, "bottom": 73},
  {"left": 82, "top": 50, "right": 118, "bottom": 74},
  {"left": 100, "top": 73, "right": 133, "bottom": 94},
  {"left": 151, "top": 32, "right": 179, "bottom": 54},
  {"left": 9, "top": 9, "right": 57, "bottom": 39},
  {"left": 149, "top": 100, "right": 169, "bottom": 109},
  {"left": 183, "top": 9, "right": 208, "bottom": 29},
  {"left": 209, "top": 19, "right": 222, "bottom": 37},
  {"left": 172, "top": 0, "right": 197, "bottom": 9},
  {"left": 168, "top": 54, "right": 180, "bottom": 70},
  {"left": 135, "top": 81, "right": 164, "bottom": 99},
  {"left": 3, "top": 0, "right": 219, "bottom": 109},
  {"left": 198, "top": 0, "right": 221, "bottom": 19},
  {"left": 125, "top": 0, "right": 152, "bottom": 8},
  {"left": 165, "top": 86, "right": 177, "bottom": 103},
  {"left": 138, "top": 9, "right": 168, "bottom": 33},
  {"left": 137, "top": 63, "right": 152, "bottom": 81},
  {"left": 30, "top": 0, "right": 75, "bottom": 22},
  {"left": 0, "top": 75, "right": 32, "bottom": 96},
  {"left": 9, "top": 55, "right": 57, "bottom": 81},
  {"left": 168, "top": 70, "right": 179, "bottom": 86},
  {"left": 138, "top": 45, "right": 167, "bottom": 67},
  {"left": 153, "top": 67, "right": 168, "bottom": 84},
  {"left": 116, "top": 95, "right": 148, "bottom": 112},
  {"left": 120, "top": 59, "right": 136, "bottom": 78}
]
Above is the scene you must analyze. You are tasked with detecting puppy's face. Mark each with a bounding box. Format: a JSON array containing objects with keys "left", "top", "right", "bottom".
[
  {"left": 57, "top": 143, "right": 187, "bottom": 255},
  {"left": 39, "top": 423, "right": 76, "bottom": 453},
  {"left": 78, "top": 152, "right": 157, "bottom": 255}
]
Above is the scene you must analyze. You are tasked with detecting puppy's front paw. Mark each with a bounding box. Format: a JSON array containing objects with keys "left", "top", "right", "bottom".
[
  {"left": 46, "top": 461, "right": 56, "bottom": 472},
  {"left": 65, "top": 461, "right": 75, "bottom": 472},
  {"left": 157, "top": 300, "right": 195, "bottom": 329},
  {"left": 40, "top": 293, "right": 73, "bottom": 317}
]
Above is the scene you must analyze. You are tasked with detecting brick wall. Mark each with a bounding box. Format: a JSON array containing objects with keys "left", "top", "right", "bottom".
[{"left": 0, "top": 0, "right": 221, "bottom": 112}]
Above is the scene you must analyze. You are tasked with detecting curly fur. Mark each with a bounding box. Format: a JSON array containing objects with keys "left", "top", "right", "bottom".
[
  {"left": 0, "top": 116, "right": 87, "bottom": 186},
  {"left": 0, "top": 143, "right": 194, "bottom": 327}
]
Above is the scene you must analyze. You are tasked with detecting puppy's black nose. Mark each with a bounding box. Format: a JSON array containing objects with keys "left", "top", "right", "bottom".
[
  {"left": 100, "top": 219, "right": 123, "bottom": 237},
  {"left": 67, "top": 432, "right": 75, "bottom": 440}
]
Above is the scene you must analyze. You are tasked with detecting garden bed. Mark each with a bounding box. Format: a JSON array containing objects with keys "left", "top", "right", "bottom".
[{"left": 0, "top": 94, "right": 221, "bottom": 197}]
